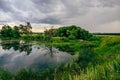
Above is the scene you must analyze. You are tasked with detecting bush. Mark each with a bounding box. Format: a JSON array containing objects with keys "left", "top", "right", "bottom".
[
  {"left": 0, "top": 68, "right": 14, "bottom": 80},
  {"left": 77, "top": 47, "right": 97, "bottom": 68},
  {"left": 54, "top": 25, "right": 93, "bottom": 40},
  {"left": 21, "top": 34, "right": 44, "bottom": 41}
]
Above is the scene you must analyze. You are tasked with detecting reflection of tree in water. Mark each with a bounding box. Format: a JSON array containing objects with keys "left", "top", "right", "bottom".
[
  {"left": 44, "top": 45, "right": 54, "bottom": 57},
  {"left": 44, "top": 27, "right": 54, "bottom": 57},
  {"left": 1, "top": 41, "right": 32, "bottom": 55},
  {"left": 19, "top": 43, "right": 32, "bottom": 55},
  {"left": 1, "top": 41, "right": 19, "bottom": 50}
]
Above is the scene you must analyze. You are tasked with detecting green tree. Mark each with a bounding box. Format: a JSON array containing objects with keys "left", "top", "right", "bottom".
[
  {"left": 1, "top": 25, "right": 13, "bottom": 37},
  {"left": 54, "top": 25, "right": 93, "bottom": 40},
  {"left": 19, "top": 22, "right": 32, "bottom": 34},
  {"left": 26, "top": 22, "right": 32, "bottom": 33},
  {"left": 12, "top": 26, "right": 21, "bottom": 38},
  {"left": 1, "top": 25, "right": 21, "bottom": 38}
]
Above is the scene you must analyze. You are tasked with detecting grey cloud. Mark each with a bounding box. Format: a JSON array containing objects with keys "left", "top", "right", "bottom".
[
  {"left": 98, "top": 0, "right": 120, "bottom": 7},
  {"left": 30, "top": 16, "right": 61, "bottom": 24},
  {"left": 0, "top": 0, "right": 13, "bottom": 12},
  {"left": 0, "top": 0, "right": 119, "bottom": 32},
  {"left": 31, "top": 0, "right": 96, "bottom": 24},
  {"left": 0, "top": 0, "right": 99, "bottom": 24},
  {"left": 0, "top": 0, "right": 29, "bottom": 22},
  {"left": 32, "top": 0, "right": 61, "bottom": 13},
  {"left": 40, "top": 17, "right": 61, "bottom": 24}
]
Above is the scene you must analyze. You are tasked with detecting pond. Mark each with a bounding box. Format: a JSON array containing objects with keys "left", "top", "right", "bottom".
[{"left": 0, "top": 40, "right": 73, "bottom": 72}]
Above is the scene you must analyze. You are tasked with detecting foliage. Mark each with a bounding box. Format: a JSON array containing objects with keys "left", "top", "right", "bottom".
[
  {"left": 67, "top": 55, "right": 120, "bottom": 80},
  {"left": 15, "top": 69, "right": 39, "bottom": 80},
  {"left": 0, "top": 24, "right": 94, "bottom": 41},
  {"left": 76, "top": 47, "right": 97, "bottom": 69},
  {"left": 0, "top": 22, "right": 32, "bottom": 39},
  {"left": 12, "top": 26, "right": 21, "bottom": 38},
  {"left": 21, "top": 34, "right": 44, "bottom": 41},
  {"left": 53, "top": 36, "right": 120, "bottom": 80},
  {"left": 54, "top": 25, "right": 93, "bottom": 40},
  {"left": 1, "top": 25, "right": 15, "bottom": 38},
  {"left": 52, "top": 37, "right": 70, "bottom": 43},
  {"left": 19, "top": 22, "right": 32, "bottom": 34},
  {"left": 0, "top": 68, "right": 14, "bottom": 80}
]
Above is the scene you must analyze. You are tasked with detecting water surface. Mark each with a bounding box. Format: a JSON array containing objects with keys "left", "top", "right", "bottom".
[{"left": 0, "top": 40, "right": 73, "bottom": 72}]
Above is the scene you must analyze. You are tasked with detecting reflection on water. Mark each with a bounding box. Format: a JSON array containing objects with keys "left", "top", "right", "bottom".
[
  {"left": 0, "top": 40, "right": 73, "bottom": 72},
  {"left": 1, "top": 41, "right": 32, "bottom": 55}
]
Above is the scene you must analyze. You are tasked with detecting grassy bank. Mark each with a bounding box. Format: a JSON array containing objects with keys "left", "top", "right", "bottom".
[{"left": 0, "top": 36, "right": 120, "bottom": 80}]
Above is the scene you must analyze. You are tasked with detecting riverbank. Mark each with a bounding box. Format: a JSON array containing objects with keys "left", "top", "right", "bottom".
[{"left": 0, "top": 35, "right": 120, "bottom": 80}]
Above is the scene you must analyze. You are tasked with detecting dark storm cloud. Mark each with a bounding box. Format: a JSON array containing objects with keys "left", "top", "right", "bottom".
[
  {"left": 0, "top": 0, "right": 120, "bottom": 32},
  {"left": 31, "top": 0, "right": 65, "bottom": 24},
  {"left": 32, "top": 0, "right": 95, "bottom": 24}
]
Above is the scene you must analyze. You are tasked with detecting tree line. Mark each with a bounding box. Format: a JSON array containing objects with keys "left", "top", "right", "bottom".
[
  {"left": 0, "top": 22, "right": 32, "bottom": 38},
  {"left": 0, "top": 24, "right": 93, "bottom": 40}
]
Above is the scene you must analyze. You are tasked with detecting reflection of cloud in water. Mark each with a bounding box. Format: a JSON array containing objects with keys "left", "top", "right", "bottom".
[{"left": 0, "top": 45, "right": 73, "bottom": 72}]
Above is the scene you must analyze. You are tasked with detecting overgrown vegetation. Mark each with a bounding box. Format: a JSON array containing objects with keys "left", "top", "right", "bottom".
[
  {"left": 0, "top": 36, "right": 120, "bottom": 80},
  {"left": 53, "top": 25, "right": 93, "bottom": 40},
  {"left": 0, "top": 24, "right": 120, "bottom": 80}
]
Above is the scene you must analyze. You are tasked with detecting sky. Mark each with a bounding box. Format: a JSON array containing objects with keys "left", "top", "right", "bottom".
[{"left": 0, "top": 0, "right": 120, "bottom": 33}]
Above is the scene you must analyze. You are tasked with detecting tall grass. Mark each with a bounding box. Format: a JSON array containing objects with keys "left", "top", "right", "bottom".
[
  {"left": 53, "top": 36, "right": 120, "bottom": 80},
  {"left": 59, "top": 55, "right": 120, "bottom": 80}
]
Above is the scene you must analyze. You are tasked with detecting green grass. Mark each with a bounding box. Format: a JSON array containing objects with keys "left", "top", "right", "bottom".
[
  {"left": 0, "top": 35, "right": 120, "bottom": 80},
  {"left": 67, "top": 54, "right": 120, "bottom": 80},
  {"left": 53, "top": 36, "right": 120, "bottom": 80}
]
